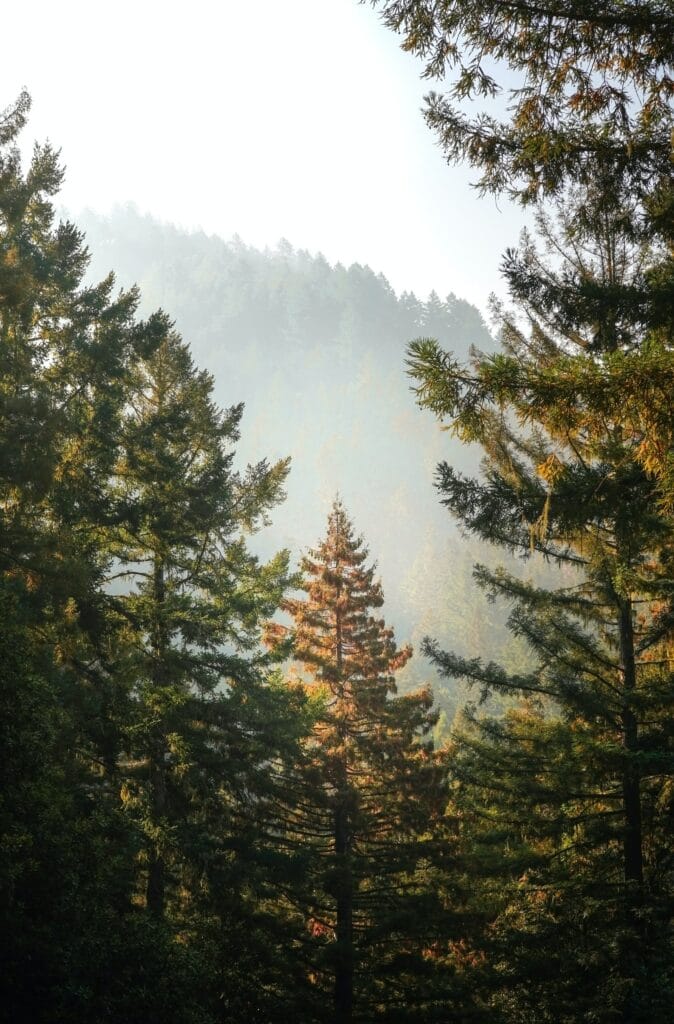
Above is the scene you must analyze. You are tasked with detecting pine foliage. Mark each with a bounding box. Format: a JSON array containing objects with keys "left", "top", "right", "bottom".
[
  {"left": 268, "top": 500, "right": 461, "bottom": 1022},
  {"left": 407, "top": 179, "right": 674, "bottom": 1019},
  {"left": 0, "top": 93, "right": 306, "bottom": 1022}
]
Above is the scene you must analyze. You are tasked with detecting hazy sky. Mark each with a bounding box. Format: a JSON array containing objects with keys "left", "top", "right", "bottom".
[{"left": 3, "top": 0, "right": 527, "bottom": 316}]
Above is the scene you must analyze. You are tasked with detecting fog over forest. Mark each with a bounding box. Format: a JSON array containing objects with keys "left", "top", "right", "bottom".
[
  {"left": 5, "top": 0, "right": 673, "bottom": 1017},
  {"left": 75, "top": 204, "right": 537, "bottom": 721}
]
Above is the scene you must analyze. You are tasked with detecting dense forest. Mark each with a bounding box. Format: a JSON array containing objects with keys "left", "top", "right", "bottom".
[{"left": 3, "top": 1, "right": 674, "bottom": 1021}]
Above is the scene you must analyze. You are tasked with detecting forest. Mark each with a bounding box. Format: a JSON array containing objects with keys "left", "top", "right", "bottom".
[{"left": 2, "top": 2, "right": 674, "bottom": 1022}]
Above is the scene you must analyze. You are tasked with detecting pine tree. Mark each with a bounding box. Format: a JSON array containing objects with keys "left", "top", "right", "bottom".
[
  {"left": 108, "top": 328, "right": 314, "bottom": 1016},
  {"left": 406, "top": 184, "right": 674, "bottom": 1020},
  {"left": 0, "top": 93, "right": 210, "bottom": 1022},
  {"left": 0, "top": 93, "right": 307, "bottom": 1022},
  {"left": 371, "top": 0, "right": 674, "bottom": 205},
  {"left": 371, "top": 4, "right": 674, "bottom": 1015},
  {"left": 268, "top": 499, "right": 455, "bottom": 1023}
]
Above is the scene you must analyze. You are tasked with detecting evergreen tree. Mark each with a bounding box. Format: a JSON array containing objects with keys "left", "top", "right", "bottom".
[
  {"left": 0, "top": 92, "right": 209, "bottom": 1023},
  {"left": 0, "top": 93, "right": 308, "bottom": 1022},
  {"left": 268, "top": 500, "right": 457, "bottom": 1023},
  {"left": 109, "top": 328, "right": 314, "bottom": 1017},
  {"left": 365, "top": 9, "right": 674, "bottom": 1006},
  {"left": 406, "top": 183, "right": 674, "bottom": 1020},
  {"left": 371, "top": 0, "right": 674, "bottom": 204}
]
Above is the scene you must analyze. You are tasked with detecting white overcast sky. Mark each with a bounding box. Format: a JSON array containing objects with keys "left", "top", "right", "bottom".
[{"left": 2, "top": 0, "right": 527, "bottom": 316}]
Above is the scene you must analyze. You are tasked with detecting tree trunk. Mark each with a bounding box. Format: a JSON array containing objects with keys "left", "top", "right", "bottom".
[
  {"left": 618, "top": 596, "right": 644, "bottom": 1022},
  {"left": 146, "top": 559, "right": 168, "bottom": 919},
  {"left": 146, "top": 749, "right": 167, "bottom": 918},
  {"left": 334, "top": 579, "right": 353, "bottom": 1022},
  {"left": 619, "top": 597, "right": 644, "bottom": 891},
  {"left": 334, "top": 793, "right": 353, "bottom": 1024}
]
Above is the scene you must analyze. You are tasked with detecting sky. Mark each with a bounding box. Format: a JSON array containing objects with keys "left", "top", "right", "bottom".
[{"left": 2, "top": 0, "right": 528, "bottom": 317}]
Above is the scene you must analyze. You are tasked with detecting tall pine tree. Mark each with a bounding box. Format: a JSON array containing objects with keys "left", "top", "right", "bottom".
[
  {"left": 268, "top": 499, "right": 457, "bottom": 1023},
  {"left": 407, "top": 182, "right": 674, "bottom": 1020},
  {"left": 0, "top": 93, "right": 308, "bottom": 1022},
  {"left": 0, "top": 92, "right": 194, "bottom": 1022},
  {"left": 108, "top": 327, "right": 315, "bottom": 1018}
]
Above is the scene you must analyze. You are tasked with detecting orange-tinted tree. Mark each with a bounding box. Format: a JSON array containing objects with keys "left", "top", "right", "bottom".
[{"left": 268, "top": 499, "right": 452, "bottom": 1023}]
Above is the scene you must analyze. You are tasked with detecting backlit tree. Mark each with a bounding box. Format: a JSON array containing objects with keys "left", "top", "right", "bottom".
[{"left": 268, "top": 499, "right": 455, "bottom": 1023}]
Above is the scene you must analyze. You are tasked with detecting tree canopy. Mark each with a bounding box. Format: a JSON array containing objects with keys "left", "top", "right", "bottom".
[{"left": 371, "top": 0, "right": 674, "bottom": 202}]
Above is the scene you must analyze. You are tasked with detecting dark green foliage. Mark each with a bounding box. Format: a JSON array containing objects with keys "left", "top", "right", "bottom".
[
  {"left": 371, "top": 0, "right": 674, "bottom": 204},
  {"left": 370, "top": 4, "right": 674, "bottom": 1018},
  {"left": 406, "top": 175, "right": 674, "bottom": 1019},
  {"left": 0, "top": 95, "right": 308, "bottom": 1022},
  {"left": 108, "top": 326, "right": 316, "bottom": 1011},
  {"left": 10, "top": 2, "right": 674, "bottom": 1002}
]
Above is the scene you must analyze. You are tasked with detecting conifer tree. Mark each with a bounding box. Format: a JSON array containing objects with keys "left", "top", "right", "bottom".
[
  {"left": 0, "top": 92, "right": 207, "bottom": 1022},
  {"left": 365, "top": 10, "right": 674, "bottom": 1014},
  {"left": 371, "top": 0, "right": 674, "bottom": 206},
  {"left": 268, "top": 500, "right": 454, "bottom": 1023},
  {"left": 109, "top": 328, "right": 313, "bottom": 1016},
  {"left": 407, "top": 183, "right": 674, "bottom": 1020},
  {"left": 0, "top": 93, "right": 307, "bottom": 1021}
]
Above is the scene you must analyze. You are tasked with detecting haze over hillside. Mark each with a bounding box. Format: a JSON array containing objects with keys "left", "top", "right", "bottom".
[{"left": 73, "top": 205, "right": 537, "bottom": 717}]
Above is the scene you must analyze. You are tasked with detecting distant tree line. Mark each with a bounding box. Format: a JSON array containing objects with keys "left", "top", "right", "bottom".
[
  {"left": 80, "top": 205, "right": 493, "bottom": 367},
  {"left": 77, "top": 201, "right": 508, "bottom": 724}
]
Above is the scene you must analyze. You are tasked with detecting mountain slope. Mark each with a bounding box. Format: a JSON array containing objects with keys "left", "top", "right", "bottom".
[{"left": 75, "top": 205, "right": 531, "bottom": 716}]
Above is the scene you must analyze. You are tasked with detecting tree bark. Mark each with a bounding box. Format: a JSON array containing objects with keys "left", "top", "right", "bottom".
[
  {"left": 334, "top": 580, "right": 353, "bottom": 1023},
  {"left": 334, "top": 793, "right": 353, "bottom": 1024},
  {"left": 146, "top": 749, "right": 167, "bottom": 918},
  {"left": 146, "top": 559, "right": 168, "bottom": 919},
  {"left": 618, "top": 596, "right": 644, "bottom": 1022},
  {"left": 619, "top": 597, "right": 644, "bottom": 892}
]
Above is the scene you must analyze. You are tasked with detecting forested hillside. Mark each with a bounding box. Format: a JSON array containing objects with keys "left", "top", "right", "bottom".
[{"left": 75, "top": 204, "right": 531, "bottom": 714}]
